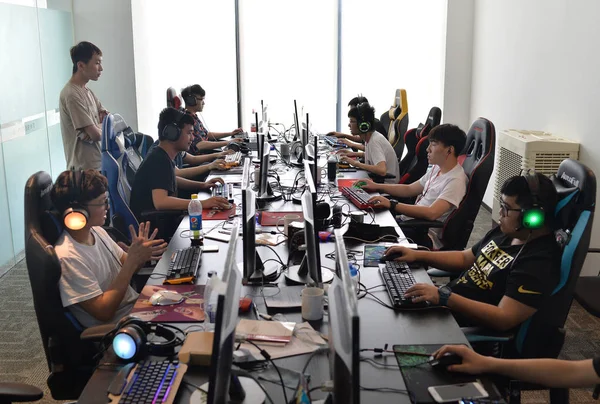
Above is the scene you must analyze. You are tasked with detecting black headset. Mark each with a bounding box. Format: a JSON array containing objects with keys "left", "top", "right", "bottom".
[
  {"left": 108, "top": 315, "right": 183, "bottom": 362},
  {"left": 520, "top": 170, "right": 546, "bottom": 230},
  {"left": 160, "top": 110, "right": 185, "bottom": 141},
  {"left": 62, "top": 168, "right": 89, "bottom": 230},
  {"left": 182, "top": 86, "right": 197, "bottom": 107},
  {"left": 355, "top": 102, "right": 372, "bottom": 133}
]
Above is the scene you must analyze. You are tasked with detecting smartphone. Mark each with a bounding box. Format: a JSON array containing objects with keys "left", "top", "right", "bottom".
[
  {"left": 203, "top": 245, "right": 219, "bottom": 253},
  {"left": 428, "top": 382, "right": 488, "bottom": 403}
]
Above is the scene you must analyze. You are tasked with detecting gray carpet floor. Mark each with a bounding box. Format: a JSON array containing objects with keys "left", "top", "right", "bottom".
[{"left": 1, "top": 206, "right": 598, "bottom": 403}]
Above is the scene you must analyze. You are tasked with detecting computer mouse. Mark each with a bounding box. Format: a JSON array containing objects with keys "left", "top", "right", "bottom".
[
  {"left": 379, "top": 252, "right": 403, "bottom": 262},
  {"left": 149, "top": 290, "right": 184, "bottom": 306},
  {"left": 429, "top": 353, "right": 463, "bottom": 370}
]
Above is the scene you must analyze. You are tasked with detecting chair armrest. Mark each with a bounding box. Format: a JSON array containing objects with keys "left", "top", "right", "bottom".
[
  {"left": 427, "top": 268, "right": 457, "bottom": 278},
  {"left": 80, "top": 323, "right": 118, "bottom": 341},
  {"left": 461, "top": 326, "right": 514, "bottom": 343},
  {"left": 397, "top": 219, "right": 444, "bottom": 229},
  {"left": 0, "top": 383, "right": 43, "bottom": 402}
]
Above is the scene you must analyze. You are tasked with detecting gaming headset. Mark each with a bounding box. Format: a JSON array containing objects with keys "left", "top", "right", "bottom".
[
  {"left": 160, "top": 110, "right": 185, "bottom": 141},
  {"left": 520, "top": 170, "right": 546, "bottom": 230},
  {"left": 62, "top": 168, "right": 89, "bottom": 231},
  {"left": 108, "top": 316, "right": 183, "bottom": 362},
  {"left": 182, "top": 86, "right": 197, "bottom": 107},
  {"left": 355, "top": 102, "right": 372, "bottom": 133}
]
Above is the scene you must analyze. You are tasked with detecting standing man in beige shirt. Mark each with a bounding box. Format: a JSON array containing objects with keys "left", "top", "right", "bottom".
[{"left": 59, "top": 41, "right": 107, "bottom": 171}]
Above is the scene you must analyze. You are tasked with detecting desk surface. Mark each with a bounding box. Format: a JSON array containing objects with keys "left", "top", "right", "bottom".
[{"left": 78, "top": 153, "right": 470, "bottom": 404}]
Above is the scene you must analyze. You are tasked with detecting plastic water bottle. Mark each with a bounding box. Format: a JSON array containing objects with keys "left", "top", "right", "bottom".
[
  {"left": 188, "top": 194, "right": 203, "bottom": 240},
  {"left": 205, "top": 273, "right": 224, "bottom": 331},
  {"left": 349, "top": 264, "right": 359, "bottom": 293},
  {"left": 203, "top": 271, "right": 216, "bottom": 328}
]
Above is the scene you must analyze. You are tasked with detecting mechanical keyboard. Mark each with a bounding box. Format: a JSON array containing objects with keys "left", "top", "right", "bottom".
[
  {"left": 340, "top": 186, "right": 373, "bottom": 210},
  {"left": 211, "top": 182, "right": 234, "bottom": 202},
  {"left": 164, "top": 246, "right": 202, "bottom": 285},
  {"left": 224, "top": 151, "right": 242, "bottom": 167},
  {"left": 324, "top": 135, "right": 345, "bottom": 148},
  {"left": 108, "top": 359, "right": 181, "bottom": 403},
  {"left": 380, "top": 261, "right": 428, "bottom": 308}
]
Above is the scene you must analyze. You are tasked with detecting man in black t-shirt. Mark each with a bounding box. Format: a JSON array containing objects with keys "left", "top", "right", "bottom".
[
  {"left": 385, "top": 173, "right": 560, "bottom": 332},
  {"left": 129, "top": 108, "right": 230, "bottom": 224}
]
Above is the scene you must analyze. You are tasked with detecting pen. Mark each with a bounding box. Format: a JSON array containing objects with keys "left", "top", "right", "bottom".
[{"left": 252, "top": 301, "right": 261, "bottom": 320}]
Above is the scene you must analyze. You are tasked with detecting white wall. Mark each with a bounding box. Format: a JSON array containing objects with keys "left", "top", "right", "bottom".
[
  {"left": 72, "top": 0, "right": 138, "bottom": 131},
  {"left": 442, "top": 0, "right": 473, "bottom": 131},
  {"left": 469, "top": 0, "right": 600, "bottom": 275}
]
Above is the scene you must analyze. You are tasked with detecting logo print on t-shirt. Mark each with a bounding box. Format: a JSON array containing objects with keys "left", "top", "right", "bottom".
[
  {"left": 517, "top": 285, "right": 541, "bottom": 295},
  {"left": 456, "top": 240, "right": 514, "bottom": 290}
]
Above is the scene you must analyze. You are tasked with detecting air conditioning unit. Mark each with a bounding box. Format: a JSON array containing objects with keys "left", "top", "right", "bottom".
[{"left": 491, "top": 130, "right": 580, "bottom": 223}]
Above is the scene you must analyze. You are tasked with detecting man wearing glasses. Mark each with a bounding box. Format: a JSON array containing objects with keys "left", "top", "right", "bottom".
[
  {"left": 384, "top": 173, "right": 561, "bottom": 337},
  {"left": 181, "top": 84, "right": 244, "bottom": 155},
  {"left": 51, "top": 169, "right": 168, "bottom": 327}
]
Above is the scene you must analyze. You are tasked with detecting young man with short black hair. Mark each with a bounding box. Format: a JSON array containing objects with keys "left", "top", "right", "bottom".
[
  {"left": 59, "top": 41, "right": 107, "bottom": 171},
  {"left": 181, "top": 84, "right": 243, "bottom": 154},
  {"left": 338, "top": 102, "right": 400, "bottom": 184},
  {"left": 129, "top": 107, "right": 230, "bottom": 224},
  {"left": 328, "top": 96, "right": 387, "bottom": 150},
  {"left": 51, "top": 169, "right": 167, "bottom": 327},
  {"left": 386, "top": 173, "right": 561, "bottom": 337},
  {"left": 364, "top": 124, "right": 468, "bottom": 247}
]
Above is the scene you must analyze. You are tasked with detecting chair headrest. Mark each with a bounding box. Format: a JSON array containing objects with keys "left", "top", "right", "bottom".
[
  {"left": 112, "top": 114, "right": 129, "bottom": 135},
  {"left": 24, "top": 171, "right": 64, "bottom": 244},
  {"left": 460, "top": 118, "right": 495, "bottom": 178},
  {"left": 389, "top": 105, "right": 402, "bottom": 120},
  {"left": 552, "top": 159, "right": 596, "bottom": 232},
  {"left": 425, "top": 107, "right": 441, "bottom": 127},
  {"left": 166, "top": 87, "right": 177, "bottom": 108}
]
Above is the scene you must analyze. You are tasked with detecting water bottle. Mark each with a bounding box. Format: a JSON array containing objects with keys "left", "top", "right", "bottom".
[
  {"left": 188, "top": 194, "right": 203, "bottom": 240},
  {"left": 349, "top": 264, "right": 359, "bottom": 293},
  {"left": 206, "top": 274, "right": 225, "bottom": 331},
  {"left": 203, "top": 270, "right": 216, "bottom": 328},
  {"left": 327, "top": 154, "right": 338, "bottom": 182}
]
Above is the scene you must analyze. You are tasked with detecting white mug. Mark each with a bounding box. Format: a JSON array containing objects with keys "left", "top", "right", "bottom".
[
  {"left": 276, "top": 214, "right": 301, "bottom": 237},
  {"left": 349, "top": 211, "right": 365, "bottom": 224},
  {"left": 301, "top": 287, "right": 324, "bottom": 320}
]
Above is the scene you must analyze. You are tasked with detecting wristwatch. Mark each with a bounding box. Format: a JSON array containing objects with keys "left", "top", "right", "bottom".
[
  {"left": 438, "top": 285, "right": 452, "bottom": 306},
  {"left": 389, "top": 199, "right": 398, "bottom": 214}
]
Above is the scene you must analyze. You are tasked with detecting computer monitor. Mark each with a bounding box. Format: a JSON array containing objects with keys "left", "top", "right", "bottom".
[
  {"left": 255, "top": 138, "right": 281, "bottom": 203},
  {"left": 328, "top": 228, "right": 360, "bottom": 404},
  {"left": 284, "top": 162, "right": 333, "bottom": 285},
  {"left": 241, "top": 184, "right": 277, "bottom": 284}
]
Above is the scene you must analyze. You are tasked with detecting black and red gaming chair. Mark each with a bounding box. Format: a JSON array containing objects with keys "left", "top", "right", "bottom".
[
  {"left": 397, "top": 107, "right": 441, "bottom": 184},
  {"left": 166, "top": 87, "right": 183, "bottom": 109}
]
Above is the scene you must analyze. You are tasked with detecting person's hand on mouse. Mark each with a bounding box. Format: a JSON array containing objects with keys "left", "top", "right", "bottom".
[
  {"left": 404, "top": 283, "right": 439, "bottom": 305},
  {"left": 384, "top": 245, "right": 417, "bottom": 262},
  {"left": 125, "top": 222, "right": 168, "bottom": 269},
  {"left": 433, "top": 345, "right": 490, "bottom": 374},
  {"left": 367, "top": 195, "right": 390, "bottom": 209},
  {"left": 201, "top": 178, "right": 225, "bottom": 189},
  {"left": 203, "top": 196, "right": 230, "bottom": 210},
  {"left": 328, "top": 131, "right": 345, "bottom": 138}
]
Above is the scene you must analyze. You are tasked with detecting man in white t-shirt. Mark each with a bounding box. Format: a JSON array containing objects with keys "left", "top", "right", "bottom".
[
  {"left": 338, "top": 102, "right": 400, "bottom": 184},
  {"left": 51, "top": 169, "right": 167, "bottom": 328},
  {"left": 363, "top": 124, "right": 467, "bottom": 247}
]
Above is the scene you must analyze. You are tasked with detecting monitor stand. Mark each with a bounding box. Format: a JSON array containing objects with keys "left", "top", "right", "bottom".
[
  {"left": 242, "top": 251, "right": 279, "bottom": 284},
  {"left": 196, "top": 376, "right": 266, "bottom": 404},
  {"left": 284, "top": 254, "right": 334, "bottom": 285}
]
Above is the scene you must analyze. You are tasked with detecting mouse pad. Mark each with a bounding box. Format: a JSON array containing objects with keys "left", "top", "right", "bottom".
[
  {"left": 131, "top": 284, "right": 206, "bottom": 323},
  {"left": 364, "top": 244, "right": 387, "bottom": 267},
  {"left": 394, "top": 344, "right": 497, "bottom": 404}
]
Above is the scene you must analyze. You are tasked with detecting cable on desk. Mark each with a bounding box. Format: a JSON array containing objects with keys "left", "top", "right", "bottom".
[
  {"left": 360, "top": 357, "right": 401, "bottom": 370},
  {"left": 242, "top": 339, "right": 288, "bottom": 404},
  {"left": 301, "top": 346, "right": 329, "bottom": 375},
  {"left": 360, "top": 385, "right": 411, "bottom": 396},
  {"left": 232, "top": 368, "right": 276, "bottom": 404}
]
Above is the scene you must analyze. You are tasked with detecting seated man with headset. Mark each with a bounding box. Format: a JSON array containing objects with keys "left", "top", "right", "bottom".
[
  {"left": 364, "top": 124, "right": 468, "bottom": 248},
  {"left": 385, "top": 173, "right": 561, "bottom": 335},
  {"left": 181, "top": 84, "right": 244, "bottom": 155},
  {"left": 338, "top": 102, "right": 400, "bottom": 184},
  {"left": 130, "top": 107, "right": 231, "bottom": 226},
  {"left": 51, "top": 169, "right": 167, "bottom": 327}
]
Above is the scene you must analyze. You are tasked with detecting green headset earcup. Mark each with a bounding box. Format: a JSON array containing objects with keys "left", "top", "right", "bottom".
[
  {"left": 521, "top": 207, "right": 545, "bottom": 229},
  {"left": 359, "top": 121, "right": 371, "bottom": 133}
]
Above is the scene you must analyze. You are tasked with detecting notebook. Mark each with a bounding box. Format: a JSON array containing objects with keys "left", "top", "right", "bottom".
[
  {"left": 131, "top": 284, "right": 206, "bottom": 323},
  {"left": 258, "top": 211, "right": 304, "bottom": 226}
]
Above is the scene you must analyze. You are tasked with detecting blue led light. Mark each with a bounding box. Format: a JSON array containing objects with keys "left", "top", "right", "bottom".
[{"left": 113, "top": 332, "right": 137, "bottom": 360}]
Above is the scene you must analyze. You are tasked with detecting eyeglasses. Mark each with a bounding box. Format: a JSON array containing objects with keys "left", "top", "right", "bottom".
[
  {"left": 86, "top": 198, "right": 110, "bottom": 208},
  {"left": 499, "top": 200, "right": 521, "bottom": 216}
]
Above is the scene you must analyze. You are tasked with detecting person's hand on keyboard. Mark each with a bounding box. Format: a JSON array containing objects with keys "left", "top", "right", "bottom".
[
  {"left": 124, "top": 222, "right": 168, "bottom": 268},
  {"left": 230, "top": 137, "right": 244, "bottom": 143},
  {"left": 404, "top": 283, "right": 439, "bottom": 305},
  {"left": 355, "top": 179, "right": 377, "bottom": 191},
  {"left": 203, "top": 196, "right": 230, "bottom": 210},
  {"left": 327, "top": 131, "right": 346, "bottom": 138},
  {"left": 209, "top": 159, "right": 227, "bottom": 171},
  {"left": 367, "top": 195, "right": 389, "bottom": 209},
  {"left": 219, "top": 149, "right": 235, "bottom": 157},
  {"left": 200, "top": 177, "right": 225, "bottom": 189},
  {"left": 231, "top": 128, "right": 244, "bottom": 136}
]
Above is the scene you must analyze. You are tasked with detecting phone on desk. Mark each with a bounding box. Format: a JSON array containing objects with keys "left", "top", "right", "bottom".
[{"left": 428, "top": 382, "right": 488, "bottom": 403}]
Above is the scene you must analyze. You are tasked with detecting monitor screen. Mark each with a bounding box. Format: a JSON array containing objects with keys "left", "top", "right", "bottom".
[
  {"left": 328, "top": 228, "right": 360, "bottom": 404},
  {"left": 242, "top": 185, "right": 263, "bottom": 283},
  {"left": 207, "top": 219, "right": 242, "bottom": 404},
  {"left": 293, "top": 99, "right": 300, "bottom": 143},
  {"left": 241, "top": 158, "right": 251, "bottom": 190},
  {"left": 300, "top": 181, "right": 322, "bottom": 287},
  {"left": 258, "top": 138, "right": 270, "bottom": 198}
]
